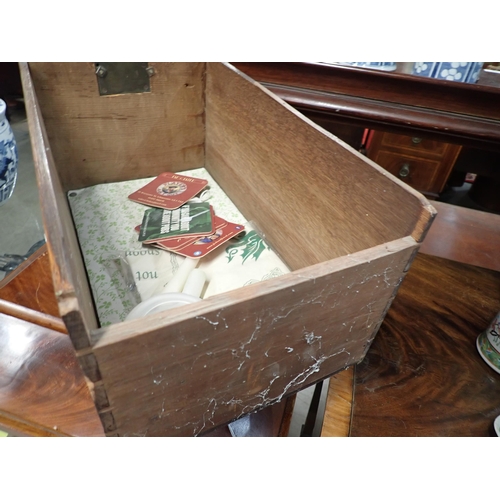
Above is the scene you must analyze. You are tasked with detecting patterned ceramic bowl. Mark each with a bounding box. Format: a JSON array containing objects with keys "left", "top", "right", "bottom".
[
  {"left": 494, "top": 415, "right": 500, "bottom": 436},
  {"left": 476, "top": 311, "right": 500, "bottom": 374},
  {"left": 412, "top": 62, "right": 483, "bottom": 83}
]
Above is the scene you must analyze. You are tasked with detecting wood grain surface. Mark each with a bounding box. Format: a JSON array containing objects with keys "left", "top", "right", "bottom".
[
  {"left": 320, "top": 367, "right": 354, "bottom": 437},
  {"left": 0, "top": 299, "right": 66, "bottom": 334},
  {"left": 422, "top": 201, "right": 500, "bottom": 272},
  {"left": 0, "top": 313, "right": 104, "bottom": 436},
  {"left": 93, "top": 239, "right": 417, "bottom": 436},
  {"left": 205, "top": 63, "right": 434, "bottom": 268},
  {"left": 350, "top": 253, "right": 500, "bottom": 436},
  {"left": 24, "top": 63, "right": 205, "bottom": 190},
  {"left": 0, "top": 244, "right": 295, "bottom": 437},
  {"left": 18, "top": 62, "right": 436, "bottom": 437},
  {"left": 20, "top": 63, "right": 98, "bottom": 351},
  {"left": 0, "top": 245, "right": 60, "bottom": 318},
  {"left": 366, "top": 131, "right": 461, "bottom": 197}
]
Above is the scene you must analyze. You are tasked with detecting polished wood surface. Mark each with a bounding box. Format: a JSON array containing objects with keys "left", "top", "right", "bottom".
[
  {"left": 232, "top": 63, "right": 500, "bottom": 151},
  {"left": 0, "top": 245, "right": 59, "bottom": 316},
  {"left": 0, "top": 313, "right": 104, "bottom": 436},
  {"left": 0, "top": 245, "right": 66, "bottom": 334},
  {"left": 320, "top": 367, "right": 354, "bottom": 437},
  {"left": 0, "top": 410, "right": 71, "bottom": 437},
  {"left": 232, "top": 63, "right": 500, "bottom": 212},
  {"left": 3, "top": 205, "right": 498, "bottom": 437},
  {"left": 9, "top": 63, "right": 498, "bottom": 438},
  {"left": 350, "top": 253, "right": 500, "bottom": 436},
  {"left": 0, "top": 244, "right": 297, "bottom": 437},
  {"left": 322, "top": 202, "right": 500, "bottom": 436},
  {"left": 422, "top": 201, "right": 500, "bottom": 272},
  {"left": 0, "top": 299, "right": 66, "bottom": 334}
]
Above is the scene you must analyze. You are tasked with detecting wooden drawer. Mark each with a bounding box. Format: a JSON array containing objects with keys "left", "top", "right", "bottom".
[
  {"left": 367, "top": 130, "right": 462, "bottom": 197},
  {"left": 380, "top": 132, "right": 447, "bottom": 157},
  {"left": 20, "top": 63, "right": 435, "bottom": 436},
  {"left": 373, "top": 151, "right": 442, "bottom": 193}
]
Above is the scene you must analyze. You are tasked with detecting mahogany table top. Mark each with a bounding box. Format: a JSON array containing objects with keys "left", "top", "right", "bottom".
[
  {"left": 350, "top": 253, "right": 500, "bottom": 436},
  {"left": 322, "top": 200, "right": 500, "bottom": 436}
]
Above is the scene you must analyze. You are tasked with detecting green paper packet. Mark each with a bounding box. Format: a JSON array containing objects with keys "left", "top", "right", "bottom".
[{"left": 138, "top": 202, "right": 214, "bottom": 242}]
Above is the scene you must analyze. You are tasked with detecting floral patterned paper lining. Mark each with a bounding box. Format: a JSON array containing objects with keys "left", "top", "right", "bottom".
[{"left": 68, "top": 168, "right": 288, "bottom": 326}]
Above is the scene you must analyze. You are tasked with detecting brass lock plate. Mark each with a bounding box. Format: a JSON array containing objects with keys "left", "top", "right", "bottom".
[{"left": 95, "top": 63, "right": 153, "bottom": 96}]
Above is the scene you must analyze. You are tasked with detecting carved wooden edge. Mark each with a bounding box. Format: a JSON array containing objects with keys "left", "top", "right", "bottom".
[
  {"left": 233, "top": 63, "right": 500, "bottom": 119},
  {"left": 232, "top": 63, "right": 500, "bottom": 152},
  {"left": 0, "top": 409, "right": 70, "bottom": 437},
  {"left": 0, "top": 298, "right": 67, "bottom": 334},
  {"left": 263, "top": 84, "right": 500, "bottom": 151}
]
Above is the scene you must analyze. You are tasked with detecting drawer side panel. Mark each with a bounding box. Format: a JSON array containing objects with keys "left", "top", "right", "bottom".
[
  {"left": 19, "top": 63, "right": 98, "bottom": 347},
  {"left": 205, "top": 63, "right": 435, "bottom": 269},
  {"left": 93, "top": 239, "right": 417, "bottom": 436}
]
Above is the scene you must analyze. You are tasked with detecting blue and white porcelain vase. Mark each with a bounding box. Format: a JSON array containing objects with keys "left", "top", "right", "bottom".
[{"left": 0, "top": 99, "right": 18, "bottom": 206}]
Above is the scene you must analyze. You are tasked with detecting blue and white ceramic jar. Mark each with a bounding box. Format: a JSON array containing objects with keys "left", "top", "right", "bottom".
[{"left": 0, "top": 99, "right": 18, "bottom": 206}]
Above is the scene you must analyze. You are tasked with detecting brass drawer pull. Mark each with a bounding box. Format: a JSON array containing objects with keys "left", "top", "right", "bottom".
[
  {"left": 411, "top": 137, "right": 422, "bottom": 145},
  {"left": 399, "top": 163, "right": 411, "bottom": 178}
]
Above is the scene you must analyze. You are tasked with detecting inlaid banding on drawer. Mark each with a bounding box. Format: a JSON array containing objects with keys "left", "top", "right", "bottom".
[
  {"left": 381, "top": 131, "right": 447, "bottom": 157},
  {"left": 374, "top": 151, "right": 441, "bottom": 192}
]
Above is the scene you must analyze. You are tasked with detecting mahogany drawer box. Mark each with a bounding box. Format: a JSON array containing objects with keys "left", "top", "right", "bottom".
[
  {"left": 367, "top": 130, "right": 462, "bottom": 197},
  {"left": 20, "top": 62, "right": 435, "bottom": 436}
]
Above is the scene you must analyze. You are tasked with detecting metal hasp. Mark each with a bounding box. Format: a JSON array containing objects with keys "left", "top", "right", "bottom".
[{"left": 95, "top": 63, "right": 154, "bottom": 96}]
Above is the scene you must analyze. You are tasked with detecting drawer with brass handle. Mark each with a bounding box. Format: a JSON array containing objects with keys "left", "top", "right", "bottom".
[
  {"left": 367, "top": 130, "right": 462, "bottom": 198},
  {"left": 373, "top": 151, "right": 442, "bottom": 193}
]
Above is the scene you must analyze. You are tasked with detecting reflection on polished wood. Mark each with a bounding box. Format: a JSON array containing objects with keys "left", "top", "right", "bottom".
[
  {"left": 0, "top": 410, "right": 70, "bottom": 437},
  {"left": 0, "top": 313, "right": 104, "bottom": 436},
  {"left": 0, "top": 245, "right": 60, "bottom": 318},
  {"left": 0, "top": 244, "right": 294, "bottom": 437},
  {"left": 0, "top": 298, "right": 66, "bottom": 334},
  {"left": 421, "top": 201, "right": 500, "bottom": 272},
  {"left": 232, "top": 62, "right": 500, "bottom": 151},
  {"left": 322, "top": 202, "right": 500, "bottom": 437},
  {"left": 351, "top": 254, "right": 500, "bottom": 436}
]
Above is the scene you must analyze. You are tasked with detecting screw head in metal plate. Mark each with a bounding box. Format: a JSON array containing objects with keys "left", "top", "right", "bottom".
[{"left": 96, "top": 65, "right": 108, "bottom": 78}]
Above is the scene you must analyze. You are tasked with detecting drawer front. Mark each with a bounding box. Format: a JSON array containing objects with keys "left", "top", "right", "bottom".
[
  {"left": 374, "top": 151, "right": 441, "bottom": 193},
  {"left": 381, "top": 132, "right": 447, "bottom": 157}
]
